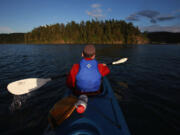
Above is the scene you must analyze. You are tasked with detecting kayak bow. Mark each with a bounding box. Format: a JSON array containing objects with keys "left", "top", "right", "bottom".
[{"left": 48, "top": 77, "right": 131, "bottom": 135}]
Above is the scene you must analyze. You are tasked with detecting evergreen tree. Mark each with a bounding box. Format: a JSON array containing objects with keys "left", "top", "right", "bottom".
[{"left": 0, "top": 19, "right": 148, "bottom": 44}]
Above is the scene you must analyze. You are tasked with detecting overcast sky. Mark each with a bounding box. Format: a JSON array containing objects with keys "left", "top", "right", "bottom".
[{"left": 0, "top": 0, "right": 180, "bottom": 33}]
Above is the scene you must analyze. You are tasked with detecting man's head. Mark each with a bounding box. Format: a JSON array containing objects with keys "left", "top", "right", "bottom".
[{"left": 82, "top": 45, "right": 96, "bottom": 59}]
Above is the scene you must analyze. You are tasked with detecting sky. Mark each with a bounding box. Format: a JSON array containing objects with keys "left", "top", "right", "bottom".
[{"left": 0, "top": 0, "right": 180, "bottom": 33}]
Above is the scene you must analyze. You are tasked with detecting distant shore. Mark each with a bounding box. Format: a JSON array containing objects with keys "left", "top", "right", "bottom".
[
  {"left": 0, "top": 21, "right": 180, "bottom": 45},
  {"left": 0, "top": 20, "right": 148, "bottom": 45}
]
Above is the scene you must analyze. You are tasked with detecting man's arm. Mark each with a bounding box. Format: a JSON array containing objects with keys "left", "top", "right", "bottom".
[
  {"left": 98, "top": 64, "right": 110, "bottom": 77},
  {"left": 66, "top": 64, "right": 79, "bottom": 88}
]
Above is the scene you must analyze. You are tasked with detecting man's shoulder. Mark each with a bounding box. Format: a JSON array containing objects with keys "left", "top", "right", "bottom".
[
  {"left": 71, "top": 64, "right": 80, "bottom": 70},
  {"left": 72, "top": 63, "right": 79, "bottom": 67},
  {"left": 98, "top": 63, "right": 105, "bottom": 67}
]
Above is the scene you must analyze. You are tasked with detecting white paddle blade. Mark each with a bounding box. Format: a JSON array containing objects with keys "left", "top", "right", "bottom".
[
  {"left": 112, "top": 58, "right": 128, "bottom": 65},
  {"left": 7, "top": 78, "right": 51, "bottom": 95}
]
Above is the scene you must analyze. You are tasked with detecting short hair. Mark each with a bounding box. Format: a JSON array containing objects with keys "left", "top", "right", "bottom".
[{"left": 83, "top": 45, "right": 96, "bottom": 58}]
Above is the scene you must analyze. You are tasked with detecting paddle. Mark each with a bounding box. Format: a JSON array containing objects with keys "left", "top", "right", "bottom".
[
  {"left": 7, "top": 58, "right": 128, "bottom": 95},
  {"left": 107, "top": 57, "right": 128, "bottom": 65},
  {"left": 48, "top": 95, "right": 78, "bottom": 128}
]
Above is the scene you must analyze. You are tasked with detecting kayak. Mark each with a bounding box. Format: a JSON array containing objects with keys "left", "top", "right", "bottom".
[{"left": 48, "top": 77, "right": 131, "bottom": 135}]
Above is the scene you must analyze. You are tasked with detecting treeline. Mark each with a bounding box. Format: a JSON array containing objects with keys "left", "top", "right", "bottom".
[
  {"left": 25, "top": 20, "right": 148, "bottom": 44},
  {"left": 0, "top": 20, "right": 148, "bottom": 44},
  {"left": 0, "top": 33, "right": 25, "bottom": 44},
  {"left": 146, "top": 32, "right": 180, "bottom": 44}
]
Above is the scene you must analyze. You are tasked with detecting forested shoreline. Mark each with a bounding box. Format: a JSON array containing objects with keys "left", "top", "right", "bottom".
[
  {"left": 1, "top": 20, "right": 180, "bottom": 45},
  {"left": 0, "top": 20, "right": 148, "bottom": 44},
  {"left": 0, "top": 33, "right": 25, "bottom": 44},
  {"left": 146, "top": 32, "right": 180, "bottom": 44}
]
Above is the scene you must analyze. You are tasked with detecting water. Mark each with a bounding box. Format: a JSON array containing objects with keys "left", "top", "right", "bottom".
[{"left": 0, "top": 44, "right": 179, "bottom": 135}]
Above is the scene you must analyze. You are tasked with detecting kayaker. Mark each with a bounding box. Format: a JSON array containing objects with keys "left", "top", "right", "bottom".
[{"left": 66, "top": 45, "right": 110, "bottom": 95}]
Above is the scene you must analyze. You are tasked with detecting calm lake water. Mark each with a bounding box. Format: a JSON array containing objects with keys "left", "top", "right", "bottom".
[{"left": 0, "top": 44, "right": 179, "bottom": 135}]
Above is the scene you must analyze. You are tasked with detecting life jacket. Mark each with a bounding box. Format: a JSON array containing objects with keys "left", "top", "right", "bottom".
[{"left": 76, "top": 59, "right": 102, "bottom": 92}]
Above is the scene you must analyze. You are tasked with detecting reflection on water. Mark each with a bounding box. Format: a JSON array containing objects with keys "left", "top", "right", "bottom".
[
  {"left": 0, "top": 44, "right": 180, "bottom": 135},
  {"left": 10, "top": 95, "right": 28, "bottom": 112}
]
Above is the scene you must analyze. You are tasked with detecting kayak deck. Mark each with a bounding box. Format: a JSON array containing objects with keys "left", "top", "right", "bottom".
[{"left": 50, "top": 77, "right": 131, "bottom": 135}]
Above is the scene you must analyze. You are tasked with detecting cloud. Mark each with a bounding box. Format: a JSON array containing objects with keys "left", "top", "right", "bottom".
[
  {"left": 138, "top": 10, "right": 160, "bottom": 18},
  {"left": 157, "top": 15, "right": 176, "bottom": 21},
  {"left": 86, "top": 4, "right": 104, "bottom": 19},
  {"left": 138, "top": 10, "right": 160, "bottom": 23},
  {"left": 140, "top": 25, "right": 180, "bottom": 32},
  {"left": 126, "top": 14, "right": 139, "bottom": 21},
  {"left": 86, "top": 4, "right": 112, "bottom": 19},
  {"left": 126, "top": 10, "right": 160, "bottom": 23},
  {"left": 91, "top": 4, "right": 101, "bottom": 8},
  {"left": 0, "top": 26, "right": 14, "bottom": 33},
  {"left": 86, "top": 9, "right": 104, "bottom": 18},
  {"left": 126, "top": 10, "right": 178, "bottom": 24},
  {"left": 150, "top": 19, "right": 157, "bottom": 23}
]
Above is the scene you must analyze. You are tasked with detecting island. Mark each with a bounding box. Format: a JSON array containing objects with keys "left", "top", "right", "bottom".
[{"left": 0, "top": 20, "right": 179, "bottom": 45}]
